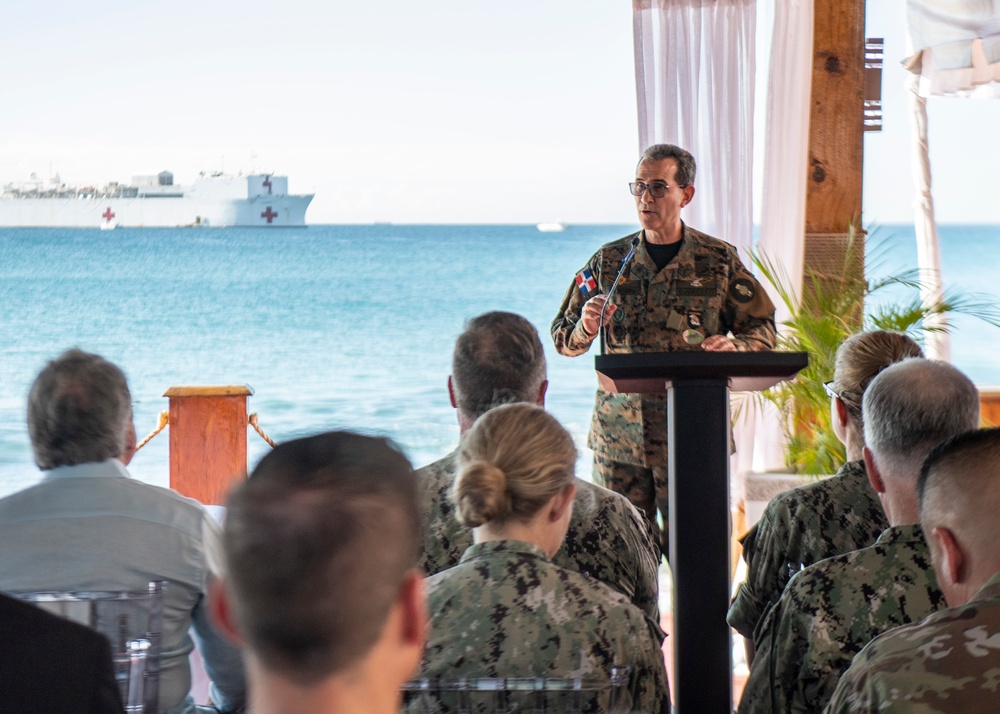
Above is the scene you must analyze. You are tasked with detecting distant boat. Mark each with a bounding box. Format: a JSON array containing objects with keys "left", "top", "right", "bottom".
[
  {"left": 537, "top": 222, "right": 566, "bottom": 232},
  {"left": 1, "top": 170, "right": 313, "bottom": 227}
]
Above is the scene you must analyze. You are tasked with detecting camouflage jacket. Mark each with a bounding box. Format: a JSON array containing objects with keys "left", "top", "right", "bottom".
[
  {"left": 416, "top": 450, "right": 662, "bottom": 627},
  {"left": 738, "top": 525, "right": 946, "bottom": 714},
  {"left": 729, "top": 460, "right": 889, "bottom": 642},
  {"left": 551, "top": 225, "right": 776, "bottom": 467},
  {"left": 826, "top": 572, "right": 1000, "bottom": 714},
  {"left": 418, "top": 540, "right": 670, "bottom": 714}
]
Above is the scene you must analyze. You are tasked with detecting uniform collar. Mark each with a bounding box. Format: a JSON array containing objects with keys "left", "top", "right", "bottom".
[
  {"left": 874, "top": 523, "right": 924, "bottom": 546},
  {"left": 42, "top": 458, "right": 131, "bottom": 481},
  {"left": 459, "top": 539, "right": 550, "bottom": 565},
  {"left": 972, "top": 572, "right": 1000, "bottom": 603}
]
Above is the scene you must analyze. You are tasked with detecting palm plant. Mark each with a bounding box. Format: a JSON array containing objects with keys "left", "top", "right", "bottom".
[{"left": 751, "top": 229, "right": 1000, "bottom": 475}]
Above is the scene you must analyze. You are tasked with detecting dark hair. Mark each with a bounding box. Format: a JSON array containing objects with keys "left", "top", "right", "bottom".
[
  {"left": 27, "top": 348, "right": 132, "bottom": 469},
  {"left": 223, "top": 431, "right": 420, "bottom": 685},
  {"left": 639, "top": 144, "right": 696, "bottom": 186},
  {"left": 918, "top": 427, "right": 1000, "bottom": 512},
  {"left": 451, "top": 312, "right": 546, "bottom": 419}
]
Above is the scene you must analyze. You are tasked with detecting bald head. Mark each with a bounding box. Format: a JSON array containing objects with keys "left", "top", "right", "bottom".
[
  {"left": 919, "top": 428, "right": 1000, "bottom": 604},
  {"left": 862, "top": 359, "right": 980, "bottom": 481},
  {"left": 451, "top": 312, "right": 547, "bottom": 421}
]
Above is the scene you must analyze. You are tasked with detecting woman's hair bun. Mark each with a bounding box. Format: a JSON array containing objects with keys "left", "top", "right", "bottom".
[{"left": 454, "top": 459, "right": 511, "bottom": 528}]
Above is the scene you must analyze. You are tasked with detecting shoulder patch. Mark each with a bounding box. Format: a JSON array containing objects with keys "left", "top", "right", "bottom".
[{"left": 731, "top": 277, "right": 755, "bottom": 303}]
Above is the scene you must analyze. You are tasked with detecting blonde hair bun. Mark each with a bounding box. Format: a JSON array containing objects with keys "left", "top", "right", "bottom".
[{"left": 454, "top": 459, "right": 511, "bottom": 527}]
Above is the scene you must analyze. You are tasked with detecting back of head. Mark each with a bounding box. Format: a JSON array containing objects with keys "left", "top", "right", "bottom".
[
  {"left": 27, "top": 348, "right": 132, "bottom": 470},
  {"left": 863, "top": 359, "right": 980, "bottom": 479},
  {"left": 223, "top": 431, "right": 420, "bottom": 685},
  {"left": 832, "top": 330, "right": 924, "bottom": 432},
  {"left": 454, "top": 403, "right": 576, "bottom": 528},
  {"left": 452, "top": 312, "right": 546, "bottom": 420},
  {"left": 639, "top": 144, "right": 696, "bottom": 185},
  {"left": 919, "top": 428, "right": 1000, "bottom": 573}
]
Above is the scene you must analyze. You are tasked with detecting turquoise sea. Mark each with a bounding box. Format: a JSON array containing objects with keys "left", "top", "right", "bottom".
[{"left": 1, "top": 223, "right": 998, "bottom": 500}]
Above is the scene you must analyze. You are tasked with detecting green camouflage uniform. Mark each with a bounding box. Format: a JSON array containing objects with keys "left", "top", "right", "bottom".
[
  {"left": 738, "top": 524, "right": 946, "bottom": 714},
  {"left": 551, "top": 226, "right": 776, "bottom": 551},
  {"left": 826, "top": 572, "right": 1000, "bottom": 714},
  {"left": 416, "top": 450, "right": 662, "bottom": 626},
  {"left": 417, "top": 540, "right": 670, "bottom": 714},
  {"left": 729, "top": 460, "right": 888, "bottom": 643}
]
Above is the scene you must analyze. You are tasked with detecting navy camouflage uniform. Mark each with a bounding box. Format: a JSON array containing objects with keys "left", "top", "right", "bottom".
[
  {"left": 417, "top": 540, "right": 670, "bottom": 714},
  {"left": 738, "top": 524, "right": 946, "bottom": 714},
  {"left": 415, "top": 450, "right": 662, "bottom": 627},
  {"left": 729, "top": 459, "right": 889, "bottom": 644},
  {"left": 827, "top": 571, "right": 1000, "bottom": 713},
  {"left": 551, "top": 225, "right": 776, "bottom": 554}
]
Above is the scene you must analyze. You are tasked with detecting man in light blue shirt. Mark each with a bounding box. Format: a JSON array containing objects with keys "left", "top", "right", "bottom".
[{"left": 0, "top": 348, "right": 245, "bottom": 713}]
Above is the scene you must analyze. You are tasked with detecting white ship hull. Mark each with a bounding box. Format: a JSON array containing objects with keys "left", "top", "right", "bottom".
[{"left": 0, "top": 172, "right": 313, "bottom": 228}]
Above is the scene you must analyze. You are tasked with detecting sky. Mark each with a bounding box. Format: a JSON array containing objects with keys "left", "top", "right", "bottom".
[{"left": 1, "top": 0, "right": 997, "bottom": 225}]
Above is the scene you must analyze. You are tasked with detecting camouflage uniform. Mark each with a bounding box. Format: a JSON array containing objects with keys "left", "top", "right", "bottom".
[
  {"left": 416, "top": 450, "right": 662, "bottom": 626},
  {"left": 827, "top": 572, "right": 1000, "bottom": 713},
  {"left": 729, "top": 460, "right": 888, "bottom": 643},
  {"left": 551, "top": 225, "right": 776, "bottom": 552},
  {"left": 417, "top": 540, "right": 670, "bottom": 714},
  {"left": 738, "top": 524, "right": 946, "bottom": 714}
]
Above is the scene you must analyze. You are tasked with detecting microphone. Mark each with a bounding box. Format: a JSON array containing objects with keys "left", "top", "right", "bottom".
[{"left": 599, "top": 235, "right": 640, "bottom": 354}]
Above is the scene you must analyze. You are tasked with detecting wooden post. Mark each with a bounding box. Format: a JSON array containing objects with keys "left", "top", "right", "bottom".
[
  {"left": 805, "top": 0, "right": 867, "bottom": 309},
  {"left": 164, "top": 385, "right": 253, "bottom": 505}
]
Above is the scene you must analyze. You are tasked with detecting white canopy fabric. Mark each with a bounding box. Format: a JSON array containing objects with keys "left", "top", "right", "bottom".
[
  {"left": 906, "top": 0, "right": 1000, "bottom": 98},
  {"left": 905, "top": 0, "right": 1000, "bottom": 360}
]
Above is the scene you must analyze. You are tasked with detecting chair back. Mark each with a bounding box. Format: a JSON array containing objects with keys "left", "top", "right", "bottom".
[
  {"left": 11, "top": 581, "right": 165, "bottom": 714},
  {"left": 402, "top": 667, "right": 632, "bottom": 713}
]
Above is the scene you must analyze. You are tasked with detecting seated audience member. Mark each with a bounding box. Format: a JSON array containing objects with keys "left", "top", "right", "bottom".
[
  {"left": 418, "top": 311, "right": 661, "bottom": 624},
  {"left": 0, "top": 592, "right": 123, "bottom": 713},
  {"left": 417, "top": 402, "right": 670, "bottom": 714},
  {"left": 0, "top": 349, "right": 244, "bottom": 714},
  {"left": 730, "top": 331, "right": 922, "bottom": 657},
  {"left": 828, "top": 428, "right": 1000, "bottom": 713},
  {"left": 211, "top": 432, "right": 426, "bottom": 714},
  {"left": 738, "top": 359, "right": 980, "bottom": 714}
]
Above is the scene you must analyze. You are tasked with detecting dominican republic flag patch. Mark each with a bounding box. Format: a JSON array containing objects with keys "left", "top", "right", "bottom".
[{"left": 575, "top": 268, "right": 598, "bottom": 295}]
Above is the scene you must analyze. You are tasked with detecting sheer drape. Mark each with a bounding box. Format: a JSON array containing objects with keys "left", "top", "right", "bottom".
[{"left": 633, "top": 0, "right": 757, "bottom": 259}]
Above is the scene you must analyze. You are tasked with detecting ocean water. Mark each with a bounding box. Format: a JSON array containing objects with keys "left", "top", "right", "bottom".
[{"left": 1, "top": 223, "right": 998, "bottom": 500}]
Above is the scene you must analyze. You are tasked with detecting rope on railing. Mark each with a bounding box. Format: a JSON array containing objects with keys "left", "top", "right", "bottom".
[
  {"left": 135, "top": 411, "right": 170, "bottom": 451},
  {"left": 248, "top": 413, "right": 277, "bottom": 448}
]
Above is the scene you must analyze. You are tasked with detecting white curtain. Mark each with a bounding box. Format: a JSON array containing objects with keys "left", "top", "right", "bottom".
[
  {"left": 751, "top": 0, "right": 814, "bottom": 473},
  {"left": 633, "top": 0, "right": 757, "bottom": 260},
  {"left": 905, "top": 0, "right": 1000, "bottom": 360}
]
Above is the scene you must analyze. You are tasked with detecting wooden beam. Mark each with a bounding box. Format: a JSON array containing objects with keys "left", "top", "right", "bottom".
[{"left": 805, "top": 0, "right": 866, "bottom": 234}]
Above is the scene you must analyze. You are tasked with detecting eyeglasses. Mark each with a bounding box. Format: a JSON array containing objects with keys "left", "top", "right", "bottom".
[
  {"left": 629, "top": 181, "right": 687, "bottom": 199},
  {"left": 823, "top": 381, "right": 839, "bottom": 400}
]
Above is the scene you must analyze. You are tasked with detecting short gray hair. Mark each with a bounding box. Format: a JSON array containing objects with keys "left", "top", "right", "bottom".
[
  {"left": 863, "top": 358, "right": 980, "bottom": 479},
  {"left": 639, "top": 144, "right": 697, "bottom": 186},
  {"left": 451, "top": 312, "right": 546, "bottom": 420},
  {"left": 27, "top": 349, "right": 133, "bottom": 470}
]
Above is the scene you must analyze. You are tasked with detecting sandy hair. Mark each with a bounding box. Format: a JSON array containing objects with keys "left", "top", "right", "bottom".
[
  {"left": 832, "top": 330, "right": 923, "bottom": 435},
  {"left": 454, "top": 403, "right": 576, "bottom": 528}
]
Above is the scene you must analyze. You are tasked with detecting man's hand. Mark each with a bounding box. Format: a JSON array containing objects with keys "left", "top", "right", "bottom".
[
  {"left": 580, "top": 294, "right": 617, "bottom": 336},
  {"left": 702, "top": 335, "right": 736, "bottom": 352}
]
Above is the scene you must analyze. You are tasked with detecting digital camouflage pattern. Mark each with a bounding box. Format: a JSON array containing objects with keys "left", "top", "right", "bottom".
[
  {"left": 416, "top": 450, "right": 662, "bottom": 626},
  {"left": 738, "top": 525, "right": 946, "bottom": 714},
  {"left": 417, "top": 540, "right": 670, "bottom": 714},
  {"left": 551, "top": 225, "right": 777, "bottom": 469},
  {"left": 729, "top": 460, "right": 889, "bottom": 643},
  {"left": 827, "top": 572, "right": 1000, "bottom": 713}
]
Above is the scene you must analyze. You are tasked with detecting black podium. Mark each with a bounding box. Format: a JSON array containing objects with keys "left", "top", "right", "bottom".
[{"left": 595, "top": 351, "right": 808, "bottom": 713}]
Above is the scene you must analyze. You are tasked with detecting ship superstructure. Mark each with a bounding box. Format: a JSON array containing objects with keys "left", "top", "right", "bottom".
[{"left": 0, "top": 170, "right": 313, "bottom": 227}]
